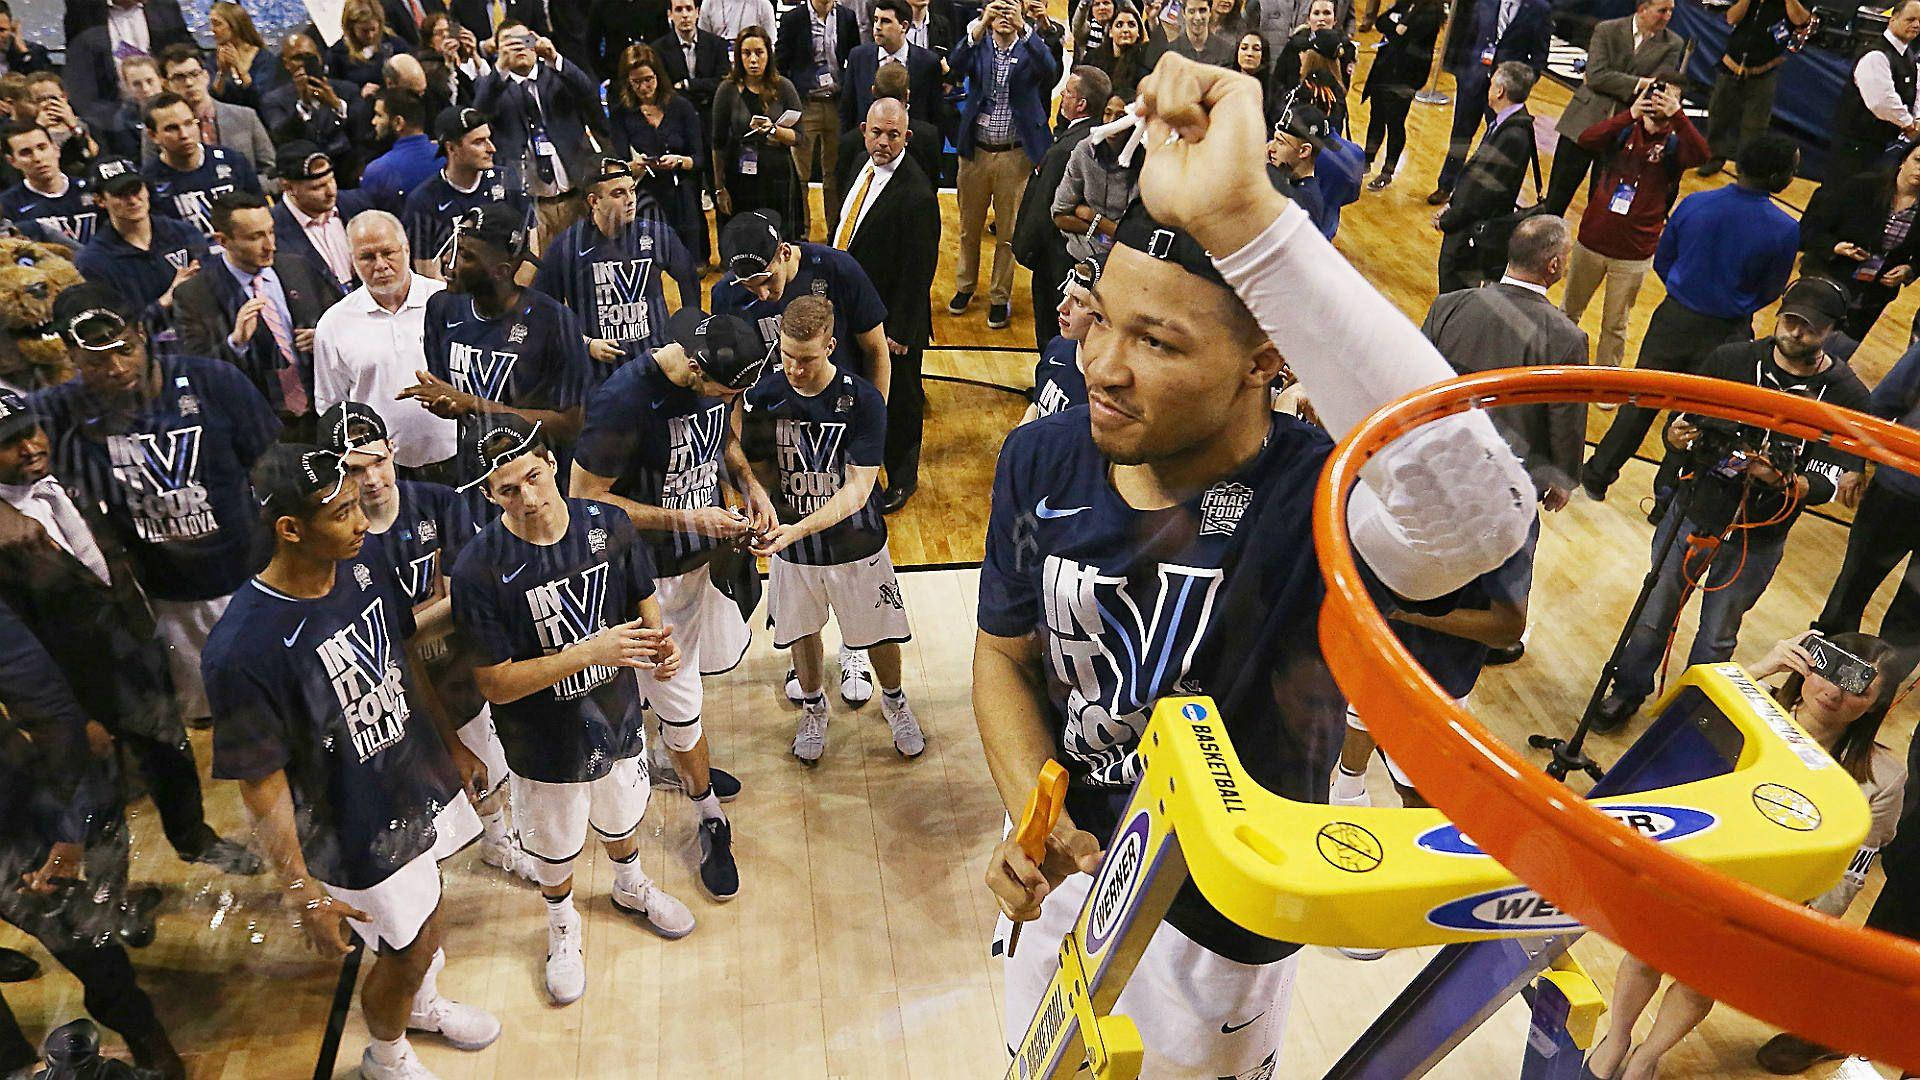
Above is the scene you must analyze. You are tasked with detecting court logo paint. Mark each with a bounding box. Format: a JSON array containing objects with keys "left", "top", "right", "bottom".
[
  {"left": 1752, "top": 784, "right": 1822, "bottom": 831},
  {"left": 1085, "top": 810, "right": 1150, "bottom": 957},
  {"left": 1415, "top": 804, "right": 1718, "bottom": 857},
  {"left": 1426, "top": 885, "right": 1584, "bottom": 934}
]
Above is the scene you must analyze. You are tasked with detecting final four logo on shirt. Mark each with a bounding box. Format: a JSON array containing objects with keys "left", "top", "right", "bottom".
[
  {"left": 810, "top": 278, "right": 829, "bottom": 297},
  {"left": 507, "top": 322, "right": 529, "bottom": 345},
  {"left": 216, "top": 164, "right": 232, "bottom": 180},
  {"left": 418, "top": 519, "right": 437, "bottom": 544},
  {"left": 834, "top": 393, "right": 852, "bottom": 414},
  {"left": 177, "top": 394, "right": 200, "bottom": 416},
  {"left": 638, "top": 233, "right": 654, "bottom": 252},
  {"left": 588, "top": 527, "right": 608, "bottom": 554},
  {"left": 490, "top": 183, "right": 505, "bottom": 200},
  {"left": 354, "top": 563, "right": 373, "bottom": 590},
  {"left": 1199, "top": 481, "right": 1253, "bottom": 537}
]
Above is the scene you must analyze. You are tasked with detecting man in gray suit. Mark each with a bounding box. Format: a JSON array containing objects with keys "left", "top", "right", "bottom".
[
  {"left": 1542, "top": 0, "right": 1684, "bottom": 215},
  {"left": 142, "top": 44, "right": 276, "bottom": 186},
  {"left": 1421, "top": 214, "right": 1589, "bottom": 510}
]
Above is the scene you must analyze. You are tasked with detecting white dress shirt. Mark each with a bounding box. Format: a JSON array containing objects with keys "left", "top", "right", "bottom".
[
  {"left": 1497, "top": 274, "right": 1550, "bottom": 297},
  {"left": 836, "top": 152, "right": 899, "bottom": 242},
  {"left": 107, "top": 3, "right": 151, "bottom": 57},
  {"left": 312, "top": 272, "right": 457, "bottom": 467},
  {"left": 0, "top": 477, "right": 111, "bottom": 584},
  {"left": 700, "top": 0, "right": 779, "bottom": 46},
  {"left": 287, "top": 200, "right": 355, "bottom": 287},
  {"left": 1855, "top": 32, "right": 1920, "bottom": 129}
]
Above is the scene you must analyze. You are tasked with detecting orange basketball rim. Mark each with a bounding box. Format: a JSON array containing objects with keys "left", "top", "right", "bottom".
[{"left": 1314, "top": 366, "right": 1920, "bottom": 1072}]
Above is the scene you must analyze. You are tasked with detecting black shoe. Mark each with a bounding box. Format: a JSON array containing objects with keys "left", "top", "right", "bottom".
[
  {"left": 708, "top": 766, "right": 741, "bottom": 803},
  {"left": 880, "top": 484, "right": 915, "bottom": 514},
  {"left": 118, "top": 885, "right": 163, "bottom": 949},
  {"left": 1426, "top": 186, "right": 1451, "bottom": 205},
  {"left": 1367, "top": 171, "right": 1393, "bottom": 192},
  {"left": 1755, "top": 1032, "right": 1845, "bottom": 1074},
  {"left": 1485, "top": 641, "right": 1525, "bottom": 666},
  {"left": 697, "top": 817, "right": 739, "bottom": 901},
  {"left": 1696, "top": 158, "right": 1725, "bottom": 177},
  {"left": 181, "top": 832, "right": 263, "bottom": 875},
  {"left": 947, "top": 290, "right": 973, "bottom": 315},
  {"left": 987, "top": 302, "right": 1011, "bottom": 329},
  {"left": 1580, "top": 464, "right": 1609, "bottom": 503},
  {"left": 1591, "top": 692, "right": 1642, "bottom": 735},
  {"left": 0, "top": 946, "right": 38, "bottom": 983}
]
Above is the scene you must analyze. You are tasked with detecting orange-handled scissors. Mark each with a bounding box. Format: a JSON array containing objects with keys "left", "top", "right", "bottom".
[{"left": 1006, "top": 760, "right": 1069, "bottom": 958}]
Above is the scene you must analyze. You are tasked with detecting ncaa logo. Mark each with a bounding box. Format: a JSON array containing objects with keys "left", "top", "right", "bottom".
[
  {"left": 1180, "top": 702, "right": 1209, "bottom": 723},
  {"left": 1084, "top": 811, "right": 1151, "bottom": 957}
]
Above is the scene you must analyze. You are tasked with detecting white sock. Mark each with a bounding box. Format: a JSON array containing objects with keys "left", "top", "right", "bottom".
[
  {"left": 479, "top": 807, "right": 510, "bottom": 846},
  {"left": 1329, "top": 766, "right": 1371, "bottom": 807},
  {"left": 545, "top": 891, "right": 577, "bottom": 924},
  {"left": 690, "top": 786, "right": 724, "bottom": 822},
  {"left": 610, "top": 853, "right": 646, "bottom": 894},
  {"left": 409, "top": 948, "right": 445, "bottom": 1015},
  {"left": 369, "top": 1036, "right": 410, "bottom": 1066}
]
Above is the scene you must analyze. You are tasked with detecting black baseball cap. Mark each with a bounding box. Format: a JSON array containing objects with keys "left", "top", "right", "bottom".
[
  {"left": 316, "top": 401, "right": 390, "bottom": 455},
  {"left": 1778, "top": 277, "right": 1849, "bottom": 331},
  {"left": 434, "top": 105, "right": 488, "bottom": 145},
  {"left": 89, "top": 156, "right": 145, "bottom": 196},
  {"left": 667, "top": 307, "right": 772, "bottom": 391},
  {"left": 1307, "top": 28, "right": 1343, "bottom": 58},
  {"left": 720, "top": 210, "right": 785, "bottom": 280},
  {"left": 1274, "top": 97, "right": 1331, "bottom": 147},
  {"left": 587, "top": 157, "right": 636, "bottom": 186},
  {"left": 275, "top": 140, "right": 334, "bottom": 182},
  {"left": 451, "top": 201, "right": 528, "bottom": 260},
  {"left": 460, "top": 410, "right": 546, "bottom": 490},
  {"left": 50, "top": 283, "right": 137, "bottom": 351},
  {"left": 0, "top": 389, "right": 38, "bottom": 443},
  {"left": 1113, "top": 201, "right": 1227, "bottom": 288},
  {"left": 1061, "top": 253, "right": 1104, "bottom": 293},
  {"left": 252, "top": 443, "right": 350, "bottom": 519}
]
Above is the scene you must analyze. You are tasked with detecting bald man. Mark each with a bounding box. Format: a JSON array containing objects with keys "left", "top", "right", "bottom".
[{"left": 833, "top": 98, "right": 940, "bottom": 510}]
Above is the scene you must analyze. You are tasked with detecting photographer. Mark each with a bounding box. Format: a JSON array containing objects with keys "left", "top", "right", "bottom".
[{"left": 1594, "top": 279, "right": 1872, "bottom": 732}]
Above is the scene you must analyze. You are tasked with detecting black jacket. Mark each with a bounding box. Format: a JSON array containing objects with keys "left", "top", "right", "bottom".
[
  {"left": 592, "top": 0, "right": 673, "bottom": 80},
  {"left": 473, "top": 58, "right": 610, "bottom": 194},
  {"left": 652, "top": 29, "right": 732, "bottom": 117},
  {"left": 776, "top": 3, "right": 861, "bottom": 98},
  {"left": 171, "top": 254, "right": 345, "bottom": 415},
  {"left": 841, "top": 42, "right": 948, "bottom": 129},
  {"left": 1801, "top": 174, "right": 1920, "bottom": 284},
  {"left": 836, "top": 115, "right": 943, "bottom": 190},
  {"left": 1437, "top": 105, "right": 1536, "bottom": 233},
  {"left": 384, "top": 0, "right": 450, "bottom": 46},
  {"left": 64, "top": 0, "right": 194, "bottom": 126},
  {"left": 833, "top": 152, "right": 941, "bottom": 350},
  {"left": 1013, "top": 114, "right": 1096, "bottom": 272}
]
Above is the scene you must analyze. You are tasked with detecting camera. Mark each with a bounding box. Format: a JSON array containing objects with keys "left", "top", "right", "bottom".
[{"left": 1805, "top": 634, "right": 1877, "bottom": 695}]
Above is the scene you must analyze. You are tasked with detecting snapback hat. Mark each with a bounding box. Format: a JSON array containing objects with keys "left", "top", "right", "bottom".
[
  {"left": 449, "top": 201, "right": 528, "bottom": 261},
  {"left": 252, "top": 443, "right": 350, "bottom": 518},
  {"left": 459, "top": 410, "right": 546, "bottom": 490},
  {"left": 719, "top": 210, "right": 785, "bottom": 281},
  {"left": 1777, "top": 277, "right": 1849, "bottom": 331},
  {"left": 434, "top": 105, "right": 489, "bottom": 145},
  {"left": 1113, "top": 201, "right": 1227, "bottom": 288},
  {"left": 275, "top": 140, "right": 334, "bottom": 182},
  {"left": 316, "top": 401, "right": 390, "bottom": 456},
  {"left": 50, "top": 283, "right": 136, "bottom": 351},
  {"left": 0, "top": 389, "right": 38, "bottom": 443},
  {"left": 667, "top": 307, "right": 772, "bottom": 391},
  {"left": 1273, "top": 96, "right": 1332, "bottom": 147},
  {"left": 89, "top": 156, "right": 144, "bottom": 197}
]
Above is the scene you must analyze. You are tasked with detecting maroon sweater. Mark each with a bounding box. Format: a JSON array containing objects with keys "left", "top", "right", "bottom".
[{"left": 1573, "top": 108, "right": 1711, "bottom": 261}]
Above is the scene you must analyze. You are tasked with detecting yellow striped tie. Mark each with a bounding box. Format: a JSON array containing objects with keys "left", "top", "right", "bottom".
[{"left": 834, "top": 164, "right": 875, "bottom": 249}]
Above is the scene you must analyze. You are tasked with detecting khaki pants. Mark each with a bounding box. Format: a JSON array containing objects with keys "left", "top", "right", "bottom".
[
  {"left": 1561, "top": 239, "right": 1652, "bottom": 369},
  {"left": 795, "top": 96, "right": 844, "bottom": 240},
  {"left": 956, "top": 145, "right": 1030, "bottom": 306},
  {"left": 534, "top": 192, "right": 586, "bottom": 252}
]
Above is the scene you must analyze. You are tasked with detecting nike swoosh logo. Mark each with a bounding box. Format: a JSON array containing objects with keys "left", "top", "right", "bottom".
[
  {"left": 445, "top": 319, "right": 460, "bottom": 329},
  {"left": 580, "top": 244, "right": 596, "bottom": 256},
  {"left": 501, "top": 563, "right": 527, "bottom": 583},
  {"left": 649, "top": 399, "right": 667, "bottom": 410},
  {"left": 438, "top": 200, "right": 455, "bottom": 210},
  {"left": 1221, "top": 1011, "right": 1265, "bottom": 1035},
  {"left": 282, "top": 618, "right": 308, "bottom": 647},
  {"left": 1035, "top": 498, "right": 1088, "bottom": 519}
]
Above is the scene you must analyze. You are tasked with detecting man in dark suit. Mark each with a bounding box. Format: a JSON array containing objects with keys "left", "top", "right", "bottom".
[
  {"left": 844, "top": 0, "right": 947, "bottom": 129},
  {"left": 260, "top": 34, "right": 361, "bottom": 178},
  {"left": 0, "top": 393, "right": 263, "bottom": 878},
  {"left": 835, "top": 60, "right": 944, "bottom": 193},
  {"left": 61, "top": 0, "right": 194, "bottom": 130},
  {"left": 449, "top": 0, "right": 551, "bottom": 43},
  {"left": 0, "top": 3, "right": 51, "bottom": 80},
  {"left": 271, "top": 143, "right": 377, "bottom": 293},
  {"left": 173, "top": 191, "right": 344, "bottom": 440},
  {"left": 385, "top": 0, "right": 449, "bottom": 47},
  {"left": 1013, "top": 65, "right": 1106, "bottom": 352},
  {"left": 778, "top": 0, "right": 861, "bottom": 240},
  {"left": 1435, "top": 62, "right": 1539, "bottom": 293},
  {"left": 474, "top": 21, "right": 608, "bottom": 242},
  {"left": 835, "top": 98, "right": 940, "bottom": 512},
  {"left": 654, "top": 0, "right": 730, "bottom": 119},
  {"left": 1543, "top": 0, "right": 1683, "bottom": 215},
  {"left": 1429, "top": 0, "right": 1551, "bottom": 202}
]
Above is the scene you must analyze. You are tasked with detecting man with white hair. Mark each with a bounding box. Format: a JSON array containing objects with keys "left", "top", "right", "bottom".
[{"left": 312, "top": 210, "right": 460, "bottom": 481}]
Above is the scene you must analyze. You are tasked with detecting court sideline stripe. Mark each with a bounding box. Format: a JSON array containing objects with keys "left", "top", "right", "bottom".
[{"left": 314, "top": 941, "right": 365, "bottom": 1080}]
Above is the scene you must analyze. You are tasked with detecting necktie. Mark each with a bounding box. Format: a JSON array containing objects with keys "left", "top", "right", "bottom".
[
  {"left": 1497, "top": 0, "right": 1517, "bottom": 39},
  {"left": 835, "top": 163, "right": 875, "bottom": 248},
  {"left": 31, "top": 481, "right": 110, "bottom": 585},
  {"left": 309, "top": 210, "right": 352, "bottom": 285},
  {"left": 253, "top": 275, "right": 309, "bottom": 416},
  {"left": 408, "top": 0, "right": 426, "bottom": 26},
  {"left": 490, "top": 0, "right": 506, "bottom": 32}
]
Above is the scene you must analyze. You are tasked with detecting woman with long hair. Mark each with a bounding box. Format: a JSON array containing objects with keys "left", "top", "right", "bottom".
[
  {"left": 712, "top": 25, "right": 804, "bottom": 238},
  {"left": 1584, "top": 630, "right": 1909, "bottom": 1080},
  {"left": 330, "top": 0, "right": 409, "bottom": 93},
  {"left": 1360, "top": 0, "right": 1445, "bottom": 190},
  {"left": 1211, "top": 0, "right": 1251, "bottom": 39},
  {"left": 1273, "top": 0, "right": 1352, "bottom": 89},
  {"left": 612, "top": 44, "right": 711, "bottom": 264},
  {"left": 1296, "top": 51, "right": 1349, "bottom": 136},
  {"left": 208, "top": 1, "right": 277, "bottom": 108},
  {"left": 1087, "top": 3, "right": 1155, "bottom": 101},
  {"left": 1233, "top": 30, "right": 1280, "bottom": 115},
  {"left": 1801, "top": 141, "right": 1920, "bottom": 342},
  {"left": 422, "top": 11, "right": 491, "bottom": 104}
]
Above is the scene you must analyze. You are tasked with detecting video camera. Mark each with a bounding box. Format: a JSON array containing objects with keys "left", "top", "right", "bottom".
[{"left": 1689, "top": 414, "right": 1806, "bottom": 482}]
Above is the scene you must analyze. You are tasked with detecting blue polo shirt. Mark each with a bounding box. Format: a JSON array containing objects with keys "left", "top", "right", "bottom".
[
  {"left": 1654, "top": 184, "right": 1799, "bottom": 321},
  {"left": 359, "top": 134, "right": 443, "bottom": 212}
]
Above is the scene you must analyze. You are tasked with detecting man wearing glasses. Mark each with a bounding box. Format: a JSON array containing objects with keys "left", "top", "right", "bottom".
[{"left": 149, "top": 42, "right": 274, "bottom": 182}]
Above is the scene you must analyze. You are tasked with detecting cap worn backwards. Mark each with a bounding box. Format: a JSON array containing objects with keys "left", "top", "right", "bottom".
[{"left": 1112, "top": 201, "right": 1228, "bottom": 288}]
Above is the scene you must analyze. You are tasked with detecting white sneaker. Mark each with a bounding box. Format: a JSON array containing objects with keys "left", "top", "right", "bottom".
[
  {"left": 360, "top": 1044, "right": 437, "bottom": 1079},
  {"left": 479, "top": 834, "right": 539, "bottom": 883},
  {"left": 838, "top": 646, "right": 874, "bottom": 706},
  {"left": 545, "top": 911, "right": 586, "bottom": 1005},
  {"left": 612, "top": 878, "right": 696, "bottom": 939},
  {"left": 784, "top": 667, "right": 805, "bottom": 704},
  {"left": 881, "top": 694, "right": 925, "bottom": 758},
  {"left": 1328, "top": 768, "right": 1372, "bottom": 808},
  {"left": 792, "top": 698, "right": 828, "bottom": 764},
  {"left": 1337, "top": 946, "right": 1390, "bottom": 961},
  {"left": 408, "top": 996, "right": 502, "bottom": 1051}
]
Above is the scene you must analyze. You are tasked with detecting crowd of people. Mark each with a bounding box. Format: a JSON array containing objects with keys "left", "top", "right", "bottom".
[{"left": 0, "top": 0, "right": 1916, "bottom": 1077}]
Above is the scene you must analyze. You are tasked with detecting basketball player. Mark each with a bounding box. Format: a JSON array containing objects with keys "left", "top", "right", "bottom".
[
  {"left": 743, "top": 296, "right": 922, "bottom": 762},
  {"left": 570, "top": 308, "right": 770, "bottom": 900},
  {"left": 204, "top": 446, "right": 500, "bottom": 1080},
  {"left": 978, "top": 56, "right": 1536, "bottom": 1077},
  {"left": 1021, "top": 256, "right": 1099, "bottom": 425},
  {"left": 319, "top": 401, "right": 537, "bottom": 883},
  {"left": 450, "top": 414, "right": 697, "bottom": 1006}
]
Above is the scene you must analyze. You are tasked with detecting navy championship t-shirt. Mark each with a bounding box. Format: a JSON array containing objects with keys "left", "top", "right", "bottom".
[
  {"left": 1030, "top": 336, "right": 1087, "bottom": 418},
  {"left": 744, "top": 367, "right": 887, "bottom": 566},
  {"left": 450, "top": 499, "right": 657, "bottom": 784},
  {"left": 30, "top": 353, "right": 281, "bottom": 602},
  {"left": 422, "top": 289, "right": 593, "bottom": 449},
  {"left": 573, "top": 350, "right": 733, "bottom": 578},
  {"left": 1, "top": 177, "right": 97, "bottom": 247},
  {"left": 531, "top": 217, "right": 694, "bottom": 376},
  {"left": 367, "top": 480, "right": 479, "bottom": 664},
  {"left": 205, "top": 548, "right": 465, "bottom": 891},
  {"left": 708, "top": 243, "right": 887, "bottom": 383},
  {"left": 145, "top": 145, "right": 261, "bottom": 241},
  {"left": 401, "top": 169, "right": 533, "bottom": 268},
  {"left": 978, "top": 409, "right": 1396, "bottom": 965}
]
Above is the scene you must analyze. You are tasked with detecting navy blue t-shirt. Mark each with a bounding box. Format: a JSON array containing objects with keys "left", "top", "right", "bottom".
[
  {"left": 573, "top": 350, "right": 733, "bottom": 577},
  {"left": 979, "top": 410, "right": 1388, "bottom": 965},
  {"left": 145, "top": 145, "right": 262, "bottom": 241},
  {"left": 422, "top": 289, "right": 593, "bottom": 452},
  {"left": 744, "top": 367, "right": 887, "bottom": 566},
  {"left": 531, "top": 216, "right": 694, "bottom": 375},
  {"left": 401, "top": 169, "right": 533, "bottom": 267},
  {"left": 1, "top": 177, "right": 97, "bottom": 247},
  {"left": 708, "top": 243, "right": 887, "bottom": 382},
  {"left": 366, "top": 480, "right": 478, "bottom": 663},
  {"left": 30, "top": 353, "right": 280, "bottom": 601},
  {"left": 205, "top": 549, "right": 464, "bottom": 890},
  {"left": 1031, "top": 336, "right": 1087, "bottom": 418},
  {"left": 74, "top": 217, "right": 210, "bottom": 339},
  {"left": 1394, "top": 522, "right": 1537, "bottom": 700},
  {"left": 450, "top": 499, "right": 656, "bottom": 784}
]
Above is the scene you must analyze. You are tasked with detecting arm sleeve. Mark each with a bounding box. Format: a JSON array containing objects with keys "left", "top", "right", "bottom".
[
  {"left": 1212, "top": 203, "right": 1535, "bottom": 600},
  {"left": 1575, "top": 108, "right": 1635, "bottom": 154},
  {"left": 1855, "top": 50, "right": 1915, "bottom": 129}
]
